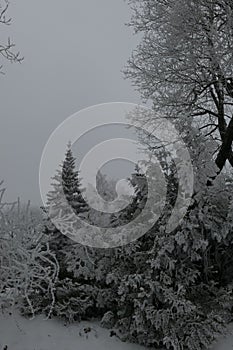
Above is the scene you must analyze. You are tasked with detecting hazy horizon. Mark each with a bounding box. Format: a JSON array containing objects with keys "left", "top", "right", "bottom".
[{"left": 0, "top": 0, "right": 140, "bottom": 206}]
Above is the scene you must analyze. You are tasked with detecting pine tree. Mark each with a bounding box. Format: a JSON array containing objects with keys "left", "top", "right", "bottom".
[
  {"left": 61, "top": 141, "right": 88, "bottom": 217},
  {"left": 45, "top": 142, "right": 88, "bottom": 279},
  {"left": 41, "top": 143, "right": 93, "bottom": 320},
  {"left": 107, "top": 130, "right": 233, "bottom": 350}
]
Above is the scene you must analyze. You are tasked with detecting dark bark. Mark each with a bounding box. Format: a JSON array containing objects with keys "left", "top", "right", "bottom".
[{"left": 215, "top": 117, "right": 233, "bottom": 171}]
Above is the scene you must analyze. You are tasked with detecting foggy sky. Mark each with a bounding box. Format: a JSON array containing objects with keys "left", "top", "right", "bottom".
[{"left": 0, "top": 0, "right": 140, "bottom": 205}]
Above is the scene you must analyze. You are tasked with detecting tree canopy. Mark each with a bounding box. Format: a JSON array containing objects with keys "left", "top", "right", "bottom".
[{"left": 126, "top": 0, "right": 233, "bottom": 172}]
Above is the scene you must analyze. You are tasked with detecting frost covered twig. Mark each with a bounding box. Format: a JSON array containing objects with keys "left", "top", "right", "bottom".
[{"left": 0, "top": 181, "right": 59, "bottom": 317}]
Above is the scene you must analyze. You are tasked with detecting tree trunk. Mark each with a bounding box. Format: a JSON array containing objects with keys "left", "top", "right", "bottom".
[{"left": 216, "top": 117, "right": 233, "bottom": 171}]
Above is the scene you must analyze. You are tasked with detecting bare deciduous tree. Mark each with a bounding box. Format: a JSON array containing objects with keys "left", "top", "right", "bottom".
[{"left": 125, "top": 0, "right": 233, "bottom": 173}]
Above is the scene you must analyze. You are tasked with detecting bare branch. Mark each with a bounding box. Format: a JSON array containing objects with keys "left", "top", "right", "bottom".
[{"left": 0, "top": 1, "right": 23, "bottom": 74}]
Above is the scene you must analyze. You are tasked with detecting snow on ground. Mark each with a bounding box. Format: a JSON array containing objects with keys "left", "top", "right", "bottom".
[
  {"left": 0, "top": 311, "right": 146, "bottom": 350},
  {"left": 211, "top": 324, "right": 233, "bottom": 350},
  {"left": 0, "top": 311, "right": 233, "bottom": 350}
]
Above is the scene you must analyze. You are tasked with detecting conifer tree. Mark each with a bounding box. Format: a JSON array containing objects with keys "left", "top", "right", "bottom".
[
  {"left": 45, "top": 142, "right": 88, "bottom": 278},
  {"left": 61, "top": 141, "right": 88, "bottom": 217}
]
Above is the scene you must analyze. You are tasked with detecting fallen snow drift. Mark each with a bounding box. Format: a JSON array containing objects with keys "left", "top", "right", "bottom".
[{"left": 0, "top": 311, "right": 233, "bottom": 350}]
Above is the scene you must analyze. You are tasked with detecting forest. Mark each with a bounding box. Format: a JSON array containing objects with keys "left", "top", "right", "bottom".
[{"left": 1, "top": 1, "right": 233, "bottom": 350}]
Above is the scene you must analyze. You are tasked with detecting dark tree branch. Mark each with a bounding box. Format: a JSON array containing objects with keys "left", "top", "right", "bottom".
[{"left": 216, "top": 117, "right": 233, "bottom": 170}]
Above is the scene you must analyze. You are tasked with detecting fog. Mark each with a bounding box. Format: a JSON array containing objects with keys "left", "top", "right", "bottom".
[{"left": 0, "top": 0, "right": 140, "bottom": 205}]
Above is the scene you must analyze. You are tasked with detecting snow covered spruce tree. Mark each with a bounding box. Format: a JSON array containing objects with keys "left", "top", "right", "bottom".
[
  {"left": 45, "top": 142, "right": 88, "bottom": 273},
  {"left": 59, "top": 172, "right": 120, "bottom": 322},
  {"left": 43, "top": 143, "right": 90, "bottom": 319},
  {"left": 103, "top": 129, "right": 233, "bottom": 350}
]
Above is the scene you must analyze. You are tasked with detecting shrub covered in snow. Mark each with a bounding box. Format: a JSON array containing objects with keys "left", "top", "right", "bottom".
[{"left": 0, "top": 181, "right": 59, "bottom": 317}]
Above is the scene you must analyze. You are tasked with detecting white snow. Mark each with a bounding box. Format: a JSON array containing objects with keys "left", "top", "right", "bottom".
[
  {"left": 211, "top": 324, "right": 233, "bottom": 350},
  {"left": 0, "top": 311, "right": 146, "bottom": 350},
  {"left": 0, "top": 311, "right": 233, "bottom": 350}
]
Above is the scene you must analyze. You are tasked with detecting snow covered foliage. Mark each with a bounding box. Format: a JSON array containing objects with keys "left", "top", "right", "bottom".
[
  {"left": 46, "top": 142, "right": 88, "bottom": 221},
  {"left": 42, "top": 145, "right": 96, "bottom": 320},
  {"left": 44, "top": 143, "right": 89, "bottom": 273},
  {"left": 125, "top": 0, "right": 233, "bottom": 171},
  {"left": 0, "top": 181, "right": 58, "bottom": 317},
  {"left": 104, "top": 125, "right": 233, "bottom": 349},
  {"left": 34, "top": 136, "right": 233, "bottom": 350}
]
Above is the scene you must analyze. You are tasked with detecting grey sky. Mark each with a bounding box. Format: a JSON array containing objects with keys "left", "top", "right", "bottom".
[{"left": 0, "top": 0, "right": 140, "bottom": 205}]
